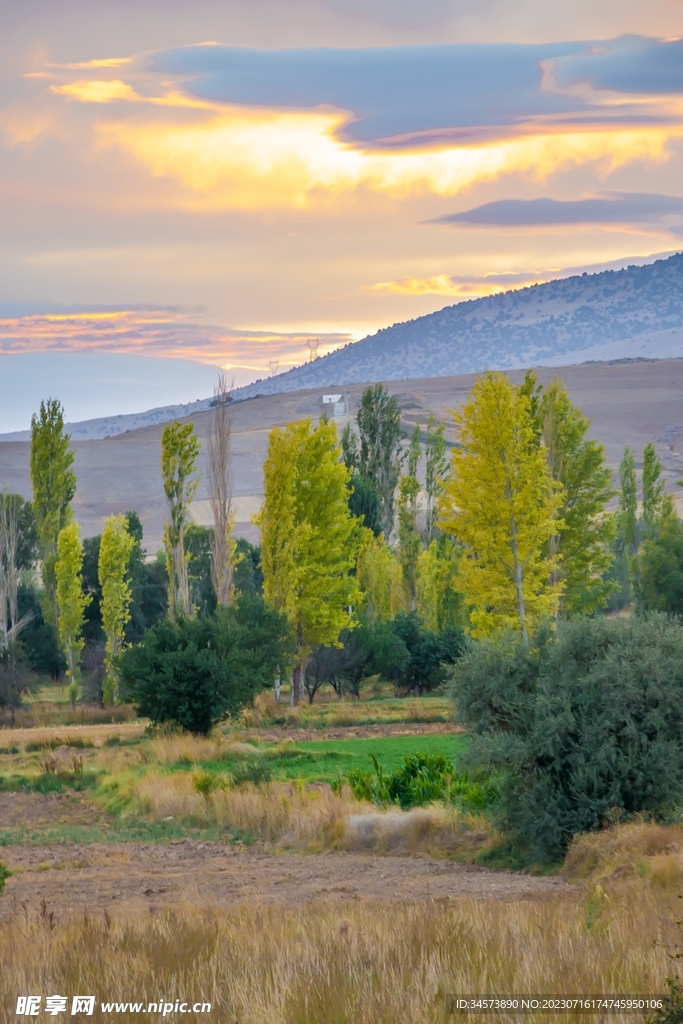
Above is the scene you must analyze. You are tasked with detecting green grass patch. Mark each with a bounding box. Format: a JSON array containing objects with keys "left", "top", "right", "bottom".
[
  {"left": 0, "top": 820, "right": 255, "bottom": 847},
  {"left": 200, "top": 733, "right": 468, "bottom": 784},
  {"left": 0, "top": 772, "right": 101, "bottom": 794}
]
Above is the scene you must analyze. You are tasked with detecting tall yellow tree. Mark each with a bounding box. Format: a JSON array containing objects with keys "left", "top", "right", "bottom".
[
  {"left": 55, "top": 521, "right": 90, "bottom": 709},
  {"left": 98, "top": 514, "right": 135, "bottom": 705},
  {"left": 356, "top": 529, "right": 405, "bottom": 623},
  {"left": 256, "top": 418, "right": 361, "bottom": 704},
  {"left": 439, "top": 372, "right": 563, "bottom": 640}
]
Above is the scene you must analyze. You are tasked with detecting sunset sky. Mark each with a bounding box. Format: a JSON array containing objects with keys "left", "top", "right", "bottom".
[{"left": 1, "top": 0, "right": 683, "bottom": 429}]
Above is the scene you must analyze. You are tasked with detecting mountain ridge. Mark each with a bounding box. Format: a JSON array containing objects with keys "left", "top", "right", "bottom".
[{"left": 233, "top": 251, "right": 683, "bottom": 398}]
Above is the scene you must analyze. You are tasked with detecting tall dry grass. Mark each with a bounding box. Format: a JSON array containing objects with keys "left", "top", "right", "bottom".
[
  {"left": 0, "top": 893, "right": 677, "bottom": 1023},
  {"left": 129, "top": 770, "right": 490, "bottom": 854}
]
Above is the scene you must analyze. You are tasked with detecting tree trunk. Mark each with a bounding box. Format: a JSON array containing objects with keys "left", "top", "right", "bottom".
[
  {"left": 292, "top": 663, "right": 303, "bottom": 705},
  {"left": 510, "top": 524, "right": 528, "bottom": 643},
  {"left": 274, "top": 667, "right": 280, "bottom": 704}
]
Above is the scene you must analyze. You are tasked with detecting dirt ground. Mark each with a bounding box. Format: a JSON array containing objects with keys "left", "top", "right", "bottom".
[
  {"left": 1, "top": 840, "right": 572, "bottom": 920},
  {"left": 0, "top": 793, "right": 572, "bottom": 919}
]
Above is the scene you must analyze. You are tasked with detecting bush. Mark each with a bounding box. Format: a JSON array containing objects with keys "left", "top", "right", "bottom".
[
  {"left": 347, "top": 751, "right": 497, "bottom": 811},
  {"left": 452, "top": 616, "right": 683, "bottom": 862},
  {"left": 119, "top": 595, "right": 292, "bottom": 735},
  {"left": 0, "top": 861, "right": 10, "bottom": 895},
  {"left": 392, "top": 612, "right": 466, "bottom": 692}
]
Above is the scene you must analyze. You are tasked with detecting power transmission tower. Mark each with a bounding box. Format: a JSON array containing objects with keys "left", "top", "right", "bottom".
[{"left": 307, "top": 338, "right": 320, "bottom": 361}]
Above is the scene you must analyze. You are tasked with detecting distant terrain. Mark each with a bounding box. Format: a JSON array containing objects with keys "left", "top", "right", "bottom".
[
  {"left": 237, "top": 251, "right": 683, "bottom": 398},
  {"left": 2, "top": 359, "right": 683, "bottom": 553},
  {"left": 2, "top": 252, "right": 681, "bottom": 443}
]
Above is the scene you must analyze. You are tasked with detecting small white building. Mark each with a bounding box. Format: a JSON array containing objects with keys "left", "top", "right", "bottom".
[{"left": 322, "top": 393, "right": 349, "bottom": 416}]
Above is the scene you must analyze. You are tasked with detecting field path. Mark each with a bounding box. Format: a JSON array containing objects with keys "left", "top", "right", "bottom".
[{"left": 0, "top": 840, "right": 572, "bottom": 919}]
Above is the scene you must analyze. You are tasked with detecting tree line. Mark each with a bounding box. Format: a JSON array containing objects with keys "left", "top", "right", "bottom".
[{"left": 3, "top": 369, "right": 681, "bottom": 735}]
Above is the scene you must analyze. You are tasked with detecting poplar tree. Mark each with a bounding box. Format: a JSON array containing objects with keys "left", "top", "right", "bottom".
[
  {"left": 539, "top": 378, "right": 616, "bottom": 615},
  {"left": 425, "top": 415, "right": 447, "bottom": 542},
  {"left": 208, "top": 374, "right": 237, "bottom": 606},
  {"left": 256, "top": 418, "right": 361, "bottom": 704},
  {"left": 55, "top": 522, "right": 90, "bottom": 709},
  {"left": 356, "top": 385, "right": 404, "bottom": 536},
  {"left": 642, "top": 442, "right": 665, "bottom": 536},
  {"left": 618, "top": 448, "right": 638, "bottom": 556},
  {"left": 98, "top": 514, "right": 135, "bottom": 705},
  {"left": 161, "top": 420, "right": 201, "bottom": 620},
  {"left": 396, "top": 424, "right": 422, "bottom": 610},
  {"left": 439, "top": 372, "right": 563, "bottom": 640},
  {"left": 416, "top": 534, "right": 464, "bottom": 632},
  {"left": 356, "top": 529, "right": 404, "bottom": 623},
  {"left": 30, "top": 399, "right": 76, "bottom": 626}
]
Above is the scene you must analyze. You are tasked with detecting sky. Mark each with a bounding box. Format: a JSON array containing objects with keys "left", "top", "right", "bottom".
[{"left": 1, "top": 0, "right": 683, "bottom": 430}]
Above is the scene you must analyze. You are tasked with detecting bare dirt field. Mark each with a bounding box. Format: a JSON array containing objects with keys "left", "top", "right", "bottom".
[
  {"left": 2, "top": 358, "right": 683, "bottom": 550},
  {"left": 0, "top": 792, "right": 571, "bottom": 920}
]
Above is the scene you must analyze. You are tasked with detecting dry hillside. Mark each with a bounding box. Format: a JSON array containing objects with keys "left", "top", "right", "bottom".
[{"left": 1, "top": 358, "right": 683, "bottom": 552}]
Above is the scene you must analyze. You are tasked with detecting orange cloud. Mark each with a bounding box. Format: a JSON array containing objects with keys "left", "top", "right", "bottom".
[{"left": 0, "top": 308, "right": 352, "bottom": 375}]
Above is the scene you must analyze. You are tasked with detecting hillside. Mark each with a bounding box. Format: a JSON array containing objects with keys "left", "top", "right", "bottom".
[
  {"left": 2, "top": 359, "right": 683, "bottom": 553},
  {"left": 236, "top": 252, "right": 683, "bottom": 398}
]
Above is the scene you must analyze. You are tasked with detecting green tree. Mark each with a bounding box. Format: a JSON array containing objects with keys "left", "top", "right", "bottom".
[
  {"left": 642, "top": 441, "right": 665, "bottom": 536},
  {"left": 439, "top": 372, "right": 563, "bottom": 640},
  {"left": 161, "top": 420, "right": 201, "bottom": 620},
  {"left": 55, "top": 522, "right": 90, "bottom": 708},
  {"left": 356, "top": 529, "right": 404, "bottom": 623},
  {"left": 119, "top": 596, "right": 290, "bottom": 735},
  {"left": 632, "top": 496, "right": 683, "bottom": 614},
  {"left": 538, "top": 378, "right": 616, "bottom": 615},
  {"left": 618, "top": 447, "right": 638, "bottom": 557},
  {"left": 396, "top": 424, "right": 422, "bottom": 610},
  {"left": 347, "top": 473, "right": 382, "bottom": 536},
  {"left": 356, "top": 384, "right": 404, "bottom": 536},
  {"left": 256, "top": 417, "right": 361, "bottom": 704},
  {"left": 416, "top": 534, "right": 465, "bottom": 632},
  {"left": 30, "top": 399, "right": 76, "bottom": 626},
  {"left": 98, "top": 514, "right": 135, "bottom": 705},
  {"left": 425, "top": 415, "right": 448, "bottom": 542}
]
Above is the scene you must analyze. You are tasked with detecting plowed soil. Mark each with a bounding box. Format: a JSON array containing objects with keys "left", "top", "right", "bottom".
[{"left": 0, "top": 793, "right": 572, "bottom": 920}]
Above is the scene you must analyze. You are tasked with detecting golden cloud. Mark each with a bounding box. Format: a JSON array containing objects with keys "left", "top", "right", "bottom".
[{"left": 45, "top": 71, "right": 683, "bottom": 210}]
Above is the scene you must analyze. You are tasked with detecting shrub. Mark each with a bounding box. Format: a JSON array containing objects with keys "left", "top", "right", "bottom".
[
  {"left": 231, "top": 759, "right": 273, "bottom": 787},
  {"left": 0, "top": 861, "right": 10, "bottom": 895},
  {"left": 452, "top": 615, "right": 683, "bottom": 862},
  {"left": 347, "top": 751, "right": 497, "bottom": 811},
  {"left": 119, "top": 595, "right": 291, "bottom": 735}
]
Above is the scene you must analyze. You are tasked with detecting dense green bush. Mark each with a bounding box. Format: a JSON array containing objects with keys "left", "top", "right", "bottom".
[
  {"left": 119, "top": 595, "right": 291, "bottom": 734},
  {"left": 0, "top": 861, "right": 10, "bottom": 895},
  {"left": 347, "top": 751, "right": 497, "bottom": 810},
  {"left": 391, "top": 612, "right": 466, "bottom": 693},
  {"left": 452, "top": 616, "right": 683, "bottom": 862}
]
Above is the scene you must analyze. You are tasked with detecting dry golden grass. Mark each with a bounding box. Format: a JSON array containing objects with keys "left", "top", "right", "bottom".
[
  {"left": 127, "top": 770, "right": 490, "bottom": 855},
  {"left": 0, "top": 721, "right": 146, "bottom": 750},
  {"left": 565, "top": 819, "right": 683, "bottom": 893},
  {"left": 237, "top": 690, "right": 453, "bottom": 730},
  {"left": 0, "top": 891, "right": 677, "bottom": 1024}
]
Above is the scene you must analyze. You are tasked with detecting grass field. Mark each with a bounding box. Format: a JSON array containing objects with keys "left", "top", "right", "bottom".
[{"left": 198, "top": 733, "right": 469, "bottom": 783}]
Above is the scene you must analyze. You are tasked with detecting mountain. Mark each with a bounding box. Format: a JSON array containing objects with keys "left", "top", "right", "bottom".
[
  {"left": 234, "top": 251, "right": 683, "bottom": 399},
  {"left": 0, "top": 396, "right": 217, "bottom": 442}
]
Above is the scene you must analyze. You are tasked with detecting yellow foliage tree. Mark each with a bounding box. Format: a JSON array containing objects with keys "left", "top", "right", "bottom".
[
  {"left": 255, "top": 418, "right": 361, "bottom": 704},
  {"left": 98, "top": 514, "right": 135, "bottom": 705},
  {"left": 439, "top": 372, "right": 563, "bottom": 640},
  {"left": 356, "top": 529, "right": 405, "bottom": 623},
  {"left": 416, "top": 534, "right": 465, "bottom": 632},
  {"left": 55, "top": 521, "right": 90, "bottom": 709}
]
